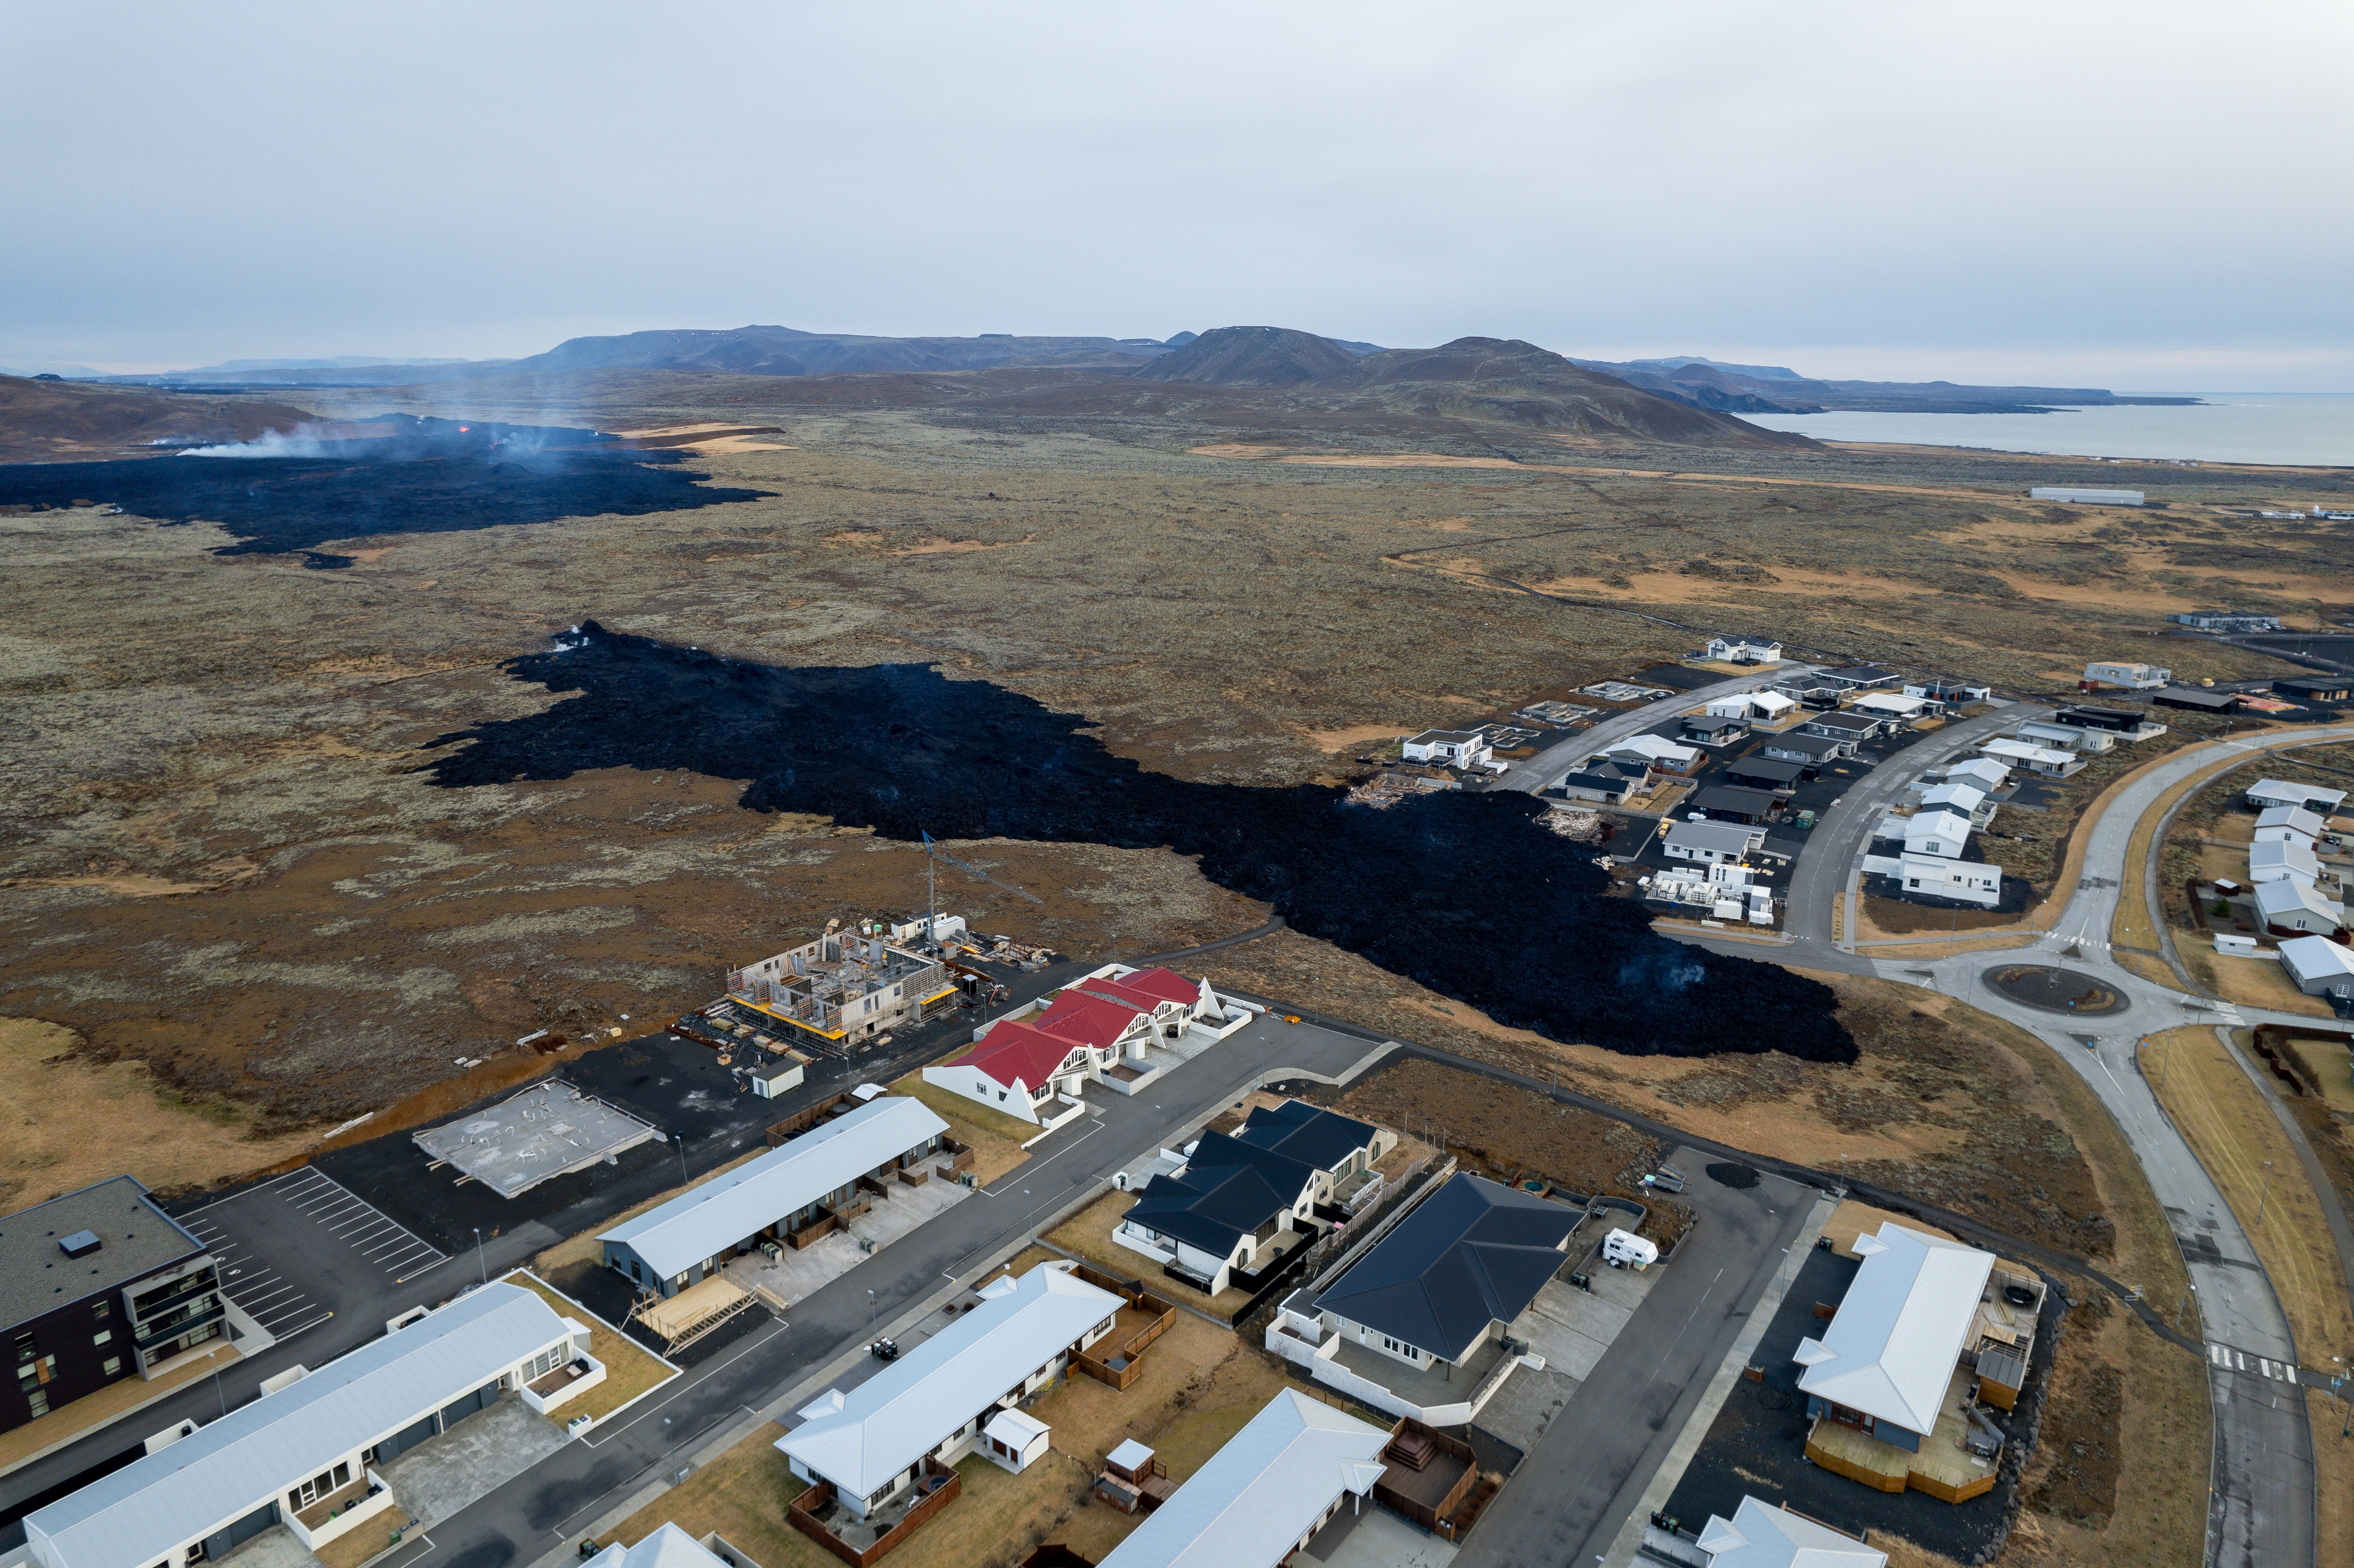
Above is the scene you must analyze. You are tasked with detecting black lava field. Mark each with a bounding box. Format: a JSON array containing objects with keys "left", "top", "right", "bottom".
[
  {"left": 0, "top": 416, "right": 768, "bottom": 566},
  {"left": 424, "top": 623, "right": 1855, "bottom": 1063}
]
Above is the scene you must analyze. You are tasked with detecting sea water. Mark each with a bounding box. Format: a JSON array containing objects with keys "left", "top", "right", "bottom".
[{"left": 1736, "top": 392, "right": 2354, "bottom": 468}]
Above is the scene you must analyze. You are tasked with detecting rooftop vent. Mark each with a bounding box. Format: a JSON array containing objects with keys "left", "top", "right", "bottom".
[{"left": 59, "top": 1230, "right": 102, "bottom": 1259}]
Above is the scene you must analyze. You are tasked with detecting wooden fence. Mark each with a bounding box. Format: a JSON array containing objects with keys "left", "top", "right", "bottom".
[{"left": 787, "top": 1459, "right": 962, "bottom": 1568}]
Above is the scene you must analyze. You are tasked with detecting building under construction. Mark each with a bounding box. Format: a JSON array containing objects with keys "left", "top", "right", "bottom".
[{"left": 724, "top": 917, "right": 963, "bottom": 1047}]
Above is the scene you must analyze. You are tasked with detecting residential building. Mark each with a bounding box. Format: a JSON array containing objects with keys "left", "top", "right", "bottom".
[
  {"left": 2082, "top": 660, "right": 2170, "bottom": 689},
  {"left": 0, "top": 1178, "right": 226, "bottom": 1434},
  {"left": 1691, "top": 786, "right": 1785, "bottom": 825},
  {"left": 1602, "top": 734, "right": 1702, "bottom": 775},
  {"left": 1894, "top": 853, "right": 2002, "bottom": 907},
  {"left": 724, "top": 924, "right": 957, "bottom": 1047},
  {"left": 1554, "top": 763, "right": 1644, "bottom": 806},
  {"left": 1704, "top": 635, "right": 1784, "bottom": 665},
  {"left": 1706, "top": 691, "right": 1796, "bottom": 722},
  {"left": 584, "top": 1525, "right": 740, "bottom": 1568},
  {"left": 25, "top": 1285, "right": 579, "bottom": 1568},
  {"left": 2174, "top": 610, "right": 2284, "bottom": 633},
  {"left": 1402, "top": 730, "right": 1494, "bottom": 770},
  {"left": 1695, "top": 1495, "right": 1885, "bottom": 1568},
  {"left": 2153, "top": 686, "right": 2239, "bottom": 714},
  {"left": 600, "top": 1097, "right": 947, "bottom": 1295},
  {"left": 1941, "top": 757, "right": 2011, "bottom": 794},
  {"left": 1681, "top": 713, "right": 1748, "bottom": 746},
  {"left": 2248, "top": 779, "right": 2348, "bottom": 815},
  {"left": 1760, "top": 731, "right": 1845, "bottom": 771},
  {"left": 1094, "top": 1390, "right": 1392, "bottom": 1568},
  {"left": 2254, "top": 877, "right": 2344, "bottom": 935},
  {"left": 2277, "top": 675, "right": 2352, "bottom": 703},
  {"left": 1799, "top": 712, "right": 1881, "bottom": 747},
  {"left": 1796, "top": 1223, "right": 2036, "bottom": 1502},
  {"left": 1274, "top": 1175, "right": 1574, "bottom": 1420},
  {"left": 1904, "top": 678, "right": 1989, "bottom": 705},
  {"left": 1816, "top": 665, "right": 1903, "bottom": 691},
  {"left": 2279, "top": 936, "right": 2354, "bottom": 999},
  {"left": 778, "top": 1263, "right": 1121, "bottom": 1519},
  {"left": 1981, "top": 738, "right": 2084, "bottom": 778},
  {"left": 1115, "top": 1104, "right": 1386, "bottom": 1294},
  {"left": 2248, "top": 838, "right": 2322, "bottom": 888},
  {"left": 2049, "top": 704, "right": 2149, "bottom": 735},
  {"left": 1901, "top": 809, "right": 1975, "bottom": 859},
  {"left": 2018, "top": 719, "right": 2113, "bottom": 754},
  {"left": 1725, "top": 757, "right": 1805, "bottom": 792},
  {"left": 1664, "top": 820, "right": 1766, "bottom": 864},
  {"left": 2032, "top": 486, "right": 2144, "bottom": 506},
  {"left": 1916, "top": 781, "right": 1994, "bottom": 829},
  {"left": 2254, "top": 805, "right": 2326, "bottom": 846},
  {"left": 1850, "top": 691, "right": 1933, "bottom": 723}
]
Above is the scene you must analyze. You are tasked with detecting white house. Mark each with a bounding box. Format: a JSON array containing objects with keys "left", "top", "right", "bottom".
[
  {"left": 600, "top": 1097, "right": 947, "bottom": 1294},
  {"left": 2018, "top": 719, "right": 2112, "bottom": 754},
  {"left": 1905, "top": 678, "right": 1989, "bottom": 704},
  {"left": 1602, "top": 734, "right": 1703, "bottom": 775},
  {"left": 1943, "top": 757, "right": 2011, "bottom": 793},
  {"left": 2254, "top": 805, "right": 2326, "bottom": 846},
  {"left": 1696, "top": 1495, "right": 1885, "bottom": 1568},
  {"left": 2083, "top": 660, "right": 2170, "bottom": 688},
  {"left": 1403, "top": 730, "right": 1494, "bottom": 770},
  {"left": 1706, "top": 691, "right": 1796, "bottom": 723},
  {"left": 777, "top": 1264, "right": 1121, "bottom": 1519},
  {"left": 1850, "top": 691, "right": 1931, "bottom": 723},
  {"left": 583, "top": 1524, "right": 740, "bottom": 1568},
  {"left": 1982, "top": 738, "right": 2084, "bottom": 778},
  {"left": 2249, "top": 838, "right": 2323, "bottom": 888},
  {"left": 1795, "top": 1224, "right": 1994, "bottom": 1453},
  {"left": 1916, "top": 781, "right": 1994, "bottom": 829},
  {"left": 2279, "top": 936, "right": 2354, "bottom": 998},
  {"left": 2255, "top": 877, "right": 2345, "bottom": 935},
  {"left": 1095, "top": 1391, "right": 1392, "bottom": 1568},
  {"left": 26, "top": 1285, "right": 581, "bottom": 1568},
  {"left": 1663, "top": 820, "right": 1766, "bottom": 865},
  {"left": 1895, "top": 853, "right": 2002, "bottom": 907},
  {"left": 1706, "top": 635, "right": 1784, "bottom": 665},
  {"left": 980, "top": 1408, "right": 1052, "bottom": 1474},
  {"left": 1902, "top": 809, "right": 1976, "bottom": 859},
  {"left": 2247, "top": 779, "right": 2348, "bottom": 815}
]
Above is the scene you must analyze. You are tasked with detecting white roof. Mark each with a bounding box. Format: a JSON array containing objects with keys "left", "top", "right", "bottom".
[
  {"left": 1850, "top": 691, "right": 1925, "bottom": 713},
  {"left": 1749, "top": 691, "right": 1796, "bottom": 713},
  {"left": 28, "top": 1285, "right": 568, "bottom": 1568},
  {"left": 1108, "top": 1438, "right": 1156, "bottom": 1471},
  {"left": 1945, "top": 757, "right": 2009, "bottom": 787},
  {"left": 1605, "top": 734, "right": 1700, "bottom": 764},
  {"left": 984, "top": 1408, "right": 1050, "bottom": 1449},
  {"left": 2256, "top": 805, "right": 2326, "bottom": 837},
  {"left": 2249, "top": 778, "right": 2347, "bottom": 810},
  {"left": 1096, "top": 1390, "right": 1390, "bottom": 1568},
  {"left": 1697, "top": 1495, "right": 1886, "bottom": 1568},
  {"left": 1982, "top": 739, "right": 2071, "bottom": 765},
  {"left": 2256, "top": 878, "right": 2343, "bottom": 924},
  {"left": 602, "top": 1096, "right": 946, "bottom": 1279},
  {"left": 2249, "top": 839, "right": 2321, "bottom": 885},
  {"left": 2280, "top": 936, "right": 2354, "bottom": 983},
  {"left": 1903, "top": 810, "right": 1974, "bottom": 849},
  {"left": 778, "top": 1264, "right": 1119, "bottom": 1498},
  {"left": 1793, "top": 1223, "right": 1993, "bottom": 1435},
  {"left": 584, "top": 1524, "right": 729, "bottom": 1568},
  {"left": 1665, "top": 820, "right": 1765, "bottom": 856},
  {"left": 1918, "top": 782, "right": 1986, "bottom": 814}
]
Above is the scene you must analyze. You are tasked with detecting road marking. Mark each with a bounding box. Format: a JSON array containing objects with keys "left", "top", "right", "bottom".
[{"left": 2209, "top": 1342, "right": 2302, "bottom": 1381}]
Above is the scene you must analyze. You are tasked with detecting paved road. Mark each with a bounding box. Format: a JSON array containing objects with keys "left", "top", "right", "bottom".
[
  {"left": 360, "top": 1014, "right": 1392, "bottom": 1568},
  {"left": 1489, "top": 666, "right": 1817, "bottom": 795},
  {"left": 1456, "top": 1156, "right": 1815, "bottom": 1568}
]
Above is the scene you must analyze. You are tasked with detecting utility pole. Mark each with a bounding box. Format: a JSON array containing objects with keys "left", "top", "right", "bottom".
[
  {"left": 475, "top": 1227, "right": 486, "bottom": 1285},
  {"left": 676, "top": 1132, "right": 690, "bottom": 1187}
]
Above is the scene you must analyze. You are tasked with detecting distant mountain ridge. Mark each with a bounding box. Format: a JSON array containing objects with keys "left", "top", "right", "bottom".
[{"left": 1569, "top": 356, "right": 2201, "bottom": 414}]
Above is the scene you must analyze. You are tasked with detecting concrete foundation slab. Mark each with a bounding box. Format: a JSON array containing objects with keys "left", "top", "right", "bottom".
[
  {"left": 1301, "top": 1502, "right": 1457, "bottom": 1568},
  {"left": 377, "top": 1397, "right": 568, "bottom": 1529},
  {"left": 1473, "top": 1362, "right": 1578, "bottom": 1456},
  {"left": 219, "top": 1526, "right": 325, "bottom": 1568},
  {"left": 412, "top": 1081, "right": 661, "bottom": 1200},
  {"left": 722, "top": 1177, "right": 971, "bottom": 1308},
  {"left": 1509, "top": 1269, "right": 1658, "bottom": 1382}
]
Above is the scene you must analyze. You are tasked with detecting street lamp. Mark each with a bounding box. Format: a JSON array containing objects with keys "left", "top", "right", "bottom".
[
  {"left": 474, "top": 1227, "right": 486, "bottom": 1285},
  {"left": 676, "top": 1132, "right": 690, "bottom": 1186}
]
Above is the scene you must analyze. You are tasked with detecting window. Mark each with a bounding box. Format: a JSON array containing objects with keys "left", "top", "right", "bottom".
[
  {"left": 92, "top": 1330, "right": 111, "bottom": 1347},
  {"left": 290, "top": 1466, "right": 343, "bottom": 1510},
  {"left": 12, "top": 1332, "right": 32, "bottom": 1364},
  {"left": 101, "top": 1356, "right": 122, "bottom": 1377},
  {"left": 525, "top": 1345, "right": 565, "bottom": 1381},
  {"left": 91, "top": 1300, "right": 110, "bottom": 1322}
]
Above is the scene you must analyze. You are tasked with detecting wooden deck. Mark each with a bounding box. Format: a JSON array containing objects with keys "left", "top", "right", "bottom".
[{"left": 1803, "top": 1368, "right": 1998, "bottom": 1504}]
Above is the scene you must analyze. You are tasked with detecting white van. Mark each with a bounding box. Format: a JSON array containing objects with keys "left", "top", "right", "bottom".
[{"left": 1602, "top": 1228, "right": 1659, "bottom": 1270}]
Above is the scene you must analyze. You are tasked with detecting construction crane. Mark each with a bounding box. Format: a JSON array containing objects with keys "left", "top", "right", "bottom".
[{"left": 921, "top": 831, "right": 1045, "bottom": 927}]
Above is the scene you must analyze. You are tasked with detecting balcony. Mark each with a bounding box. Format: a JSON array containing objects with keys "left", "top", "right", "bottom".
[
  {"left": 520, "top": 1353, "right": 607, "bottom": 1417},
  {"left": 286, "top": 1471, "right": 403, "bottom": 1552},
  {"left": 134, "top": 1302, "right": 225, "bottom": 1353}
]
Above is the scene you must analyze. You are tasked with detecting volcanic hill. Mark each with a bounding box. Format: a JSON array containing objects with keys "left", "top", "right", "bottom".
[
  {"left": 1130, "top": 324, "right": 1370, "bottom": 386},
  {"left": 0, "top": 374, "right": 319, "bottom": 463}
]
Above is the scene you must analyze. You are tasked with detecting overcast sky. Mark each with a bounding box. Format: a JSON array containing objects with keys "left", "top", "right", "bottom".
[{"left": 5, "top": 2, "right": 2348, "bottom": 388}]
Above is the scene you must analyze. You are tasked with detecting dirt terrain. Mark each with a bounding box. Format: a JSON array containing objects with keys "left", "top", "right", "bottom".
[{"left": 0, "top": 373, "right": 317, "bottom": 462}]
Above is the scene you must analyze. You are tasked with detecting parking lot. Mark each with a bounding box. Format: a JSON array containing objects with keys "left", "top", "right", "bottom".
[{"left": 177, "top": 1168, "right": 451, "bottom": 1344}]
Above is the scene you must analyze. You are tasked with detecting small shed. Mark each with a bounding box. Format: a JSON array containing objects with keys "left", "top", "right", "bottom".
[
  {"left": 1105, "top": 1439, "right": 1156, "bottom": 1484},
  {"left": 750, "top": 1061, "right": 806, "bottom": 1099},
  {"left": 983, "top": 1408, "right": 1052, "bottom": 1474}
]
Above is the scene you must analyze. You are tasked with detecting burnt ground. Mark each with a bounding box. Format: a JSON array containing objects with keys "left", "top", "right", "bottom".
[
  {"left": 0, "top": 417, "right": 767, "bottom": 564},
  {"left": 419, "top": 623, "right": 1850, "bottom": 1064}
]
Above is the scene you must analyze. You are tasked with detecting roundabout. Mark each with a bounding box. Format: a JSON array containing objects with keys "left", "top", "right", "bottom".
[{"left": 1982, "top": 963, "right": 2131, "bottom": 1017}]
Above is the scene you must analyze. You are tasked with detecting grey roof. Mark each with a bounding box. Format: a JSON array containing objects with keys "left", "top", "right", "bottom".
[
  {"left": 1664, "top": 820, "right": 1763, "bottom": 856},
  {"left": 1314, "top": 1174, "right": 1576, "bottom": 1363},
  {"left": 1233, "top": 1101, "right": 1381, "bottom": 1175},
  {"left": 601, "top": 1095, "right": 946, "bottom": 1279},
  {"left": 1127, "top": 1129, "right": 1317, "bottom": 1257},
  {"left": 1762, "top": 731, "right": 1845, "bottom": 758},
  {"left": 0, "top": 1177, "right": 204, "bottom": 1332},
  {"left": 1726, "top": 759, "right": 1804, "bottom": 786},
  {"left": 28, "top": 1284, "right": 570, "bottom": 1568},
  {"left": 1804, "top": 712, "right": 1879, "bottom": 734}
]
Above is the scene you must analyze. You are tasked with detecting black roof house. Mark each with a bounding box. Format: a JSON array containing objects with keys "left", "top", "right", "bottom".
[
  {"left": 1311, "top": 1174, "right": 1576, "bottom": 1363},
  {"left": 1233, "top": 1100, "right": 1380, "bottom": 1173},
  {"left": 1125, "top": 1129, "right": 1319, "bottom": 1260}
]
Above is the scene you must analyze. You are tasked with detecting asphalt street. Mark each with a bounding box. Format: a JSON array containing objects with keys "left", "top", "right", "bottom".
[
  {"left": 1454, "top": 1154, "right": 1815, "bottom": 1568},
  {"left": 1489, "top": 665, "right": 1816, "bottom": 795}
]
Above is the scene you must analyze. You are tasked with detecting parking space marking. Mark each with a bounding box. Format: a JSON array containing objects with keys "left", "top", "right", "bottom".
[{"left": 264, "top": 1167, "right": 452, "bottom": 1281}]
